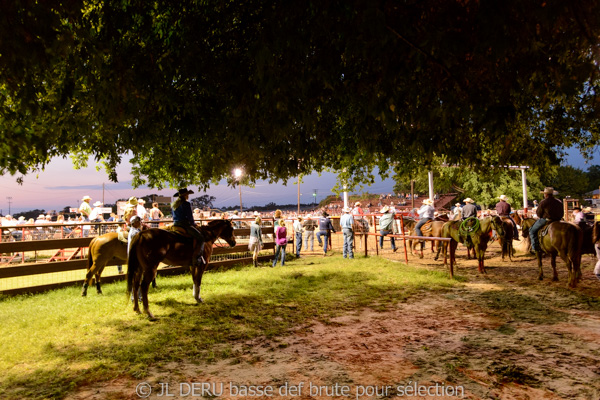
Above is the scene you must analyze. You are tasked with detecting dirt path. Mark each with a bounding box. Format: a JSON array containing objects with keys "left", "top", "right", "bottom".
[{"left": 67, "top": 240, "right": 600, "bottom": 400}]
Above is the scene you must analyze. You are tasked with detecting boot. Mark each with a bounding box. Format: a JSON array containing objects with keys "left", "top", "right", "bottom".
[{"left": 253, "top": 258, "right": 258, "bottom": 268}]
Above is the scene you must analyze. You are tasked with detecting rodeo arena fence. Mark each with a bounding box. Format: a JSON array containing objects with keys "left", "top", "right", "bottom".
[{"left": 0, "top": 214, "right": 452, "bottom": 296}]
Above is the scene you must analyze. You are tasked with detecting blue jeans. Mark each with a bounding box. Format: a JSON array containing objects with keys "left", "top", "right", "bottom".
[
  {"left": 529, "top": 218, "right": 546, "bottom": 252},
  {"left": 342, "top": 228, "right": 354, "bottom": 258},
  {"left": 273, "top": 244, "right": 286, "bottom": 266},
  {"left": 415, "top": 218, "right": 432, "bottom": 237},
  {"left": 304, "top": 231, "right": 314, "bottom": 250},
  {"left": 317, "top": 231, "right": 330, "bottom": 253},
  {"left": 295, "top": 232, "right": 302, "bottom": 256},
  {"left": 379, "top": 229, "right": 396, "bottom": 250}
]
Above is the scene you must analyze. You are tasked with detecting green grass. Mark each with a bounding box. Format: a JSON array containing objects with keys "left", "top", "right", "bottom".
[{"left": 0, "top": 255, "right": 459, "bottom": 399}]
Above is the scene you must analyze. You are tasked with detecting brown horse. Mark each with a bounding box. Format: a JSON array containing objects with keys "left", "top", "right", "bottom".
[
  {"left": 499, "top": 218, "right": 515, "bottom": 261},
  {"left": 82, "top": 232, "right": 127, "bottom": 296},
  {"left": 438, "top": 216, "right": 503, "bottom": 274},
  {"left": 521, "top": 221, "right": 582, "bottom": 287},
  {"left": 127, "top": 219, "right": 236, "bottom": 319},
  {"left": 408, "top": 220, "right": 445, "bottom": 258}
]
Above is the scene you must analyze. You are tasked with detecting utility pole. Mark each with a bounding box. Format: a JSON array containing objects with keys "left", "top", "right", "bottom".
[
  {"left": 313, "top": 189, "right": 317, "bottom": 207},
  {"left": 6, "top": 196, "right": 12, "bottom": 215}
]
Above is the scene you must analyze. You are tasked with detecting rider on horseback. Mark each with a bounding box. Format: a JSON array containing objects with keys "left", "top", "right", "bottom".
[
  {"left": 172, "top": 188, "right": 206, "bottom": 265},
  {"left": 495, "top": 195, "right": 519, "bottom": 239},
  {"left": 529, "top": 187, "right": 564, "bottom": 253},
  {"left": 415, "top": 198, "right": 435, "bottom": 242},
  {"left": 461, "top": 198, "right": 478, "bottom": 219}
]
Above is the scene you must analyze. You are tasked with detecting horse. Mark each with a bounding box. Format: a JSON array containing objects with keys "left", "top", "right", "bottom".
[
  {"left": 498, "top": 217, "right": 515, "bottom": 261},
  {"left": 127, "top": 219, "right": 236, "bottom": 319},
  {"left": 82, "top": 232, "right": 127, "bottom": 296},
  {"left": 521, "top": 221, "right": 582, "bottom": 287},
  {"left": 408, "top": 220, "right": 445, "bottom": 258},
  {"left": 82, "top": 228, "right": 157, "bottom": 296},
  {"left": 437, "top": 216, "right": 504, "bottom": 274}
]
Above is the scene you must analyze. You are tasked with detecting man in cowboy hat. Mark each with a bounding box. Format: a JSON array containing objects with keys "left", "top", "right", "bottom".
[
  {"left": 340, "top": 206, "right": 354, "bottom": 259},
  {"left": 415, "top": 198, "right": 435, "bottom": 242},
  {"left": 462, "top": 198, "right": 478, "bottom": 219},
  {"left": 79, "top": 195, "right": 92, "bottom": 221},
  {"left": 378, "top": 205, "right": 397, "bottom": 252},
  {"left": 316, "top": 210, "right": 336, "bottom": 256},
  {"left": 495, "top": 195, "right": 519, "bottom": 239},
  {"left": 137, "top": 199, "right": 148, "bottom": 220},
  {"left": 352, "top": 201, "right": 364, "bottom": 217},
  {"left": 171, "top": 188, "right": 206, "bottom": 265},
  {"left": 530, "top": 187, "right": 564, "bottom": 253},
  {"left": 452, "top": 202, "right": 462, "bottom": 220}
]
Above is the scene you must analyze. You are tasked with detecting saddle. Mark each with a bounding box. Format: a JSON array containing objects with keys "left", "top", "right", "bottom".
[
  {"left": 165, "top": 224, "right": 195, "bottom": 243},
  {"left": 420, "top": 220, "right": 434, "bottom": 234}
]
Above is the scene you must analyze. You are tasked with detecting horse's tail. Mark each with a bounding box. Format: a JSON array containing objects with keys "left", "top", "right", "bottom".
[
  {"left": 87, "top": 238, "right": 95, "bottom": 271},
  {"left": 126, "top": 232, "right": 143, "bottom": 299}
]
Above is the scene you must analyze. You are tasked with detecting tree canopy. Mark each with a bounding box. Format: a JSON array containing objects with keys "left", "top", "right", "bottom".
[{"left": 1, "top": 1, "right": 599, "bottom": 190}]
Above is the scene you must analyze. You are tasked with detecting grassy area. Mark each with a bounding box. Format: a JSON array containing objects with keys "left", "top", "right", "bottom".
[{"left": 0, "top": 255, "right": 460, "bottom": 400}]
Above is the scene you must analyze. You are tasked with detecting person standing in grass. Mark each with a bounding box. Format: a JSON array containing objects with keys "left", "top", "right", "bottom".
[
  {"left": 317, "top": 211, "right": 336, "bottom": 256},
  {"left": 293, "top": 217, "right": 303, "bottom": 258},
  {"left": 302, "top": 214, "right": 317, "bottom": 251},
  {"left": 340, "top": 207, "right": 354, "bottom": 259},
  {"left": 272, "top": 219, "right": 288, "bottom": 267},
  {"left": 248, "top": 216, "right": 264, "bottom": 267}
]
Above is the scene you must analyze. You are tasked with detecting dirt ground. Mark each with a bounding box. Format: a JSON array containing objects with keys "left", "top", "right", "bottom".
[{"left": 67, "top": 238, "right": 600, "bottom": 400}]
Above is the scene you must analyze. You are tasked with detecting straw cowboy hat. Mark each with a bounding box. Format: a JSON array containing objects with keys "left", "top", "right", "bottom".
[
  {"left": 380, "top": 205, "right": 390, "bottom": 213},
  {"left": 354, "top": 201, "right": 362, "bottom": 206},
  {"left": 127, "top": 197, "right": 138, "bottom": 206},
  {"left": 342, "top": 207, "right": 351, "bottom": 213},
  {"left": 423, "top": 198, "right": 434, "bottom": 205},
  {"left": 464, "top": 198, "right": 475, "bottom": 203},
  {"left": 138, "top": 199, "right": 146, "bottom": 204},
  {"left": 193, "top": 208, "right": 200, "bottom": 213},
  {"left": 541, "top": 187, "right": 555, "bottom": 195},
  {"left": 174, "top": 188, "right": 194, "bottom": 197},
  {"left": 130, "top": 215, "right": 141, "bottom": 224},
  {"left": 81, "top": 195, "right": 92, "bottom": 201},
  {"left": 455, "top": 203, "right": 461, "bottom": 207},
  {"left": 499, "top": 195, "right": 508, "bottom": 201},
  {"left": 583, "top": 207, "right": 592, "bottom": 213},
  {"left": 93, "top": 201, "right": 103, "bottom": 207}
]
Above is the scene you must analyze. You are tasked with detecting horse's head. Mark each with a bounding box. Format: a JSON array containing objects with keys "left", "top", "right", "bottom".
[
  {"left": 219, "top": 219, "right": 237, "bottom": 247},
  {"left": 491, "top": 215, "right": 505, "bottom": 236}
]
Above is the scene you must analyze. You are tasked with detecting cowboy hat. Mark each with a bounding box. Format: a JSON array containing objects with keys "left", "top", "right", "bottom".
[
  {"left": 174, "top": 188, "right": 194, "bottom": 197},
  {"left": 342, "top": 207, "right": 351, "bottom": 213},
  {"left": 130, "top": 215, "right": 141, "bottom": 224},
  {"left": 380, "top": 205, "right": 390, "bottom": 213},
  {"left": 127, "top": 197, "right": 138, "bottom": 206},
  {"left": 423, "top": 198, "right": 434, "bottom": 205},
  {"left": 583, "top": 207, "right": 592, "bottom": 213},
  {"left": 138, "top": 199, "right": 146, "bottom": 204},
  {"left": 193, "top": 208, "right": 200, "bottom": 213},
  {"left": 81, "top": 195, "right": 92, "bottom": 201},
  {"left": 93, "top": 201, "right": 103, "bottom": 207},
  {"left": 455, "top": 203, "right": 461, "bottom": 207},
  {"left": 541, "top": 187, "right": 555, "bottom": 195},
  {"left": 464, "top": 198, "right": 474, "bottom": 203},
  {"left": 306, "top": 214, "right": 312, "bottom": 218},
  {"left": 354, "top": 201, "right": 362, "bottom": 206},
  {"left": 499, "top": 195, "right": 508, "bottom": 201}
]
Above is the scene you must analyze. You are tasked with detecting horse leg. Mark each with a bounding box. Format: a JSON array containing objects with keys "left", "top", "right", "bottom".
[
  {"left": 81, "top": 266, "right": 96, "bottom": 297},
  {"left": 132, "top": 280, "right": 141, "bottom": 314},
  {"left": 434, "top": 241, "right": 442, "bottom": 261},
  {"left": 95, "top": 266, "right": 106, "bottom": 294},
  {"left": 192, "top": 264, "right": 205, "bottom": 303},
  {"left": 140, "top": 276, "right": 155, "bottom": 320},
  {"left": 537, "top": 251, "right": 544, "bottom": 281}
]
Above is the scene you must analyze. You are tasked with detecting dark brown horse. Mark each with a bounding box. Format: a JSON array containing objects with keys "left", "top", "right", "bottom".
[
  {"left": 499, "top": 218, "right": 515, "bottom": 261},
  {"left": 127, "top": 219, "right": 236, "bottom": 319},
  {"left": 82, "top": 232, "right": 127, "bottom": 296},
  {"left": 438, "top": 216, "right": 503, "bottom": 274},
  {"left": 521, "top": 221, "right": 582, "bottom": 287}
]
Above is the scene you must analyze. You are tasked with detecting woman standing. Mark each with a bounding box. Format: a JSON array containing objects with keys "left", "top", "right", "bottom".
[
  {"left": 272, "top": 219, "right": 288, "bottom": 267},
  {"left": 249, "top": 216, "right": 264, "bottom": 267}
]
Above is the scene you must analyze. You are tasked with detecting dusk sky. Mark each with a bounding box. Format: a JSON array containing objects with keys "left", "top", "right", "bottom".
[{"left": 0, "top": 148, "right": 597, "bottom": 215}]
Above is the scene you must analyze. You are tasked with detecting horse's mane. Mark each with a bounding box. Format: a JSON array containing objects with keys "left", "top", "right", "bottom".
[{"left": 593, "top": 221, "right": 600, "bottom": 244}]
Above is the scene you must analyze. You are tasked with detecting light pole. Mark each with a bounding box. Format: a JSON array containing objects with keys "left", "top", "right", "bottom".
[
  {"left": 6, "top": 196, "right": 12, "bottom": 215},
  {"left": 234, "top": 168, "right": 243, "bottom": 212}
]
